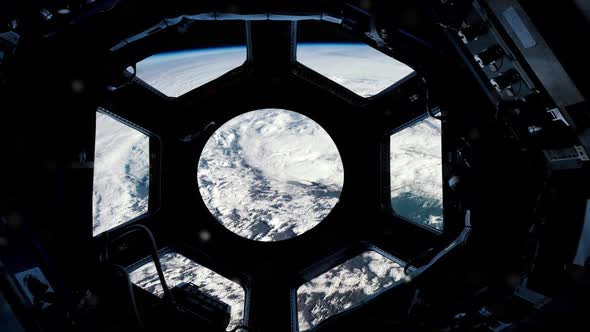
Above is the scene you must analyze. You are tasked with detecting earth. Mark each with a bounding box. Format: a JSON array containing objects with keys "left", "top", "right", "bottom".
[{"left": 197, "top": 108, "right": 344, "bottom": 242}]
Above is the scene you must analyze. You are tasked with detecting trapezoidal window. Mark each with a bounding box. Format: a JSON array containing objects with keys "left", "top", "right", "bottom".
[
  {"left": 92, "top": 110, "right": 149, "bottom": 236},
  {"left": 297, "top": 21, "right": 414, "bottom": 98},
  {"left": 296, "top": 250, "right": 409, "bottom": 331},
  {"left": 390, "top": 115, "right": 443, "bottom": 232},
  {"left": 128, "top": 250, "right": 247, "bottom": 331},
  {"left": 133, "top": 21, "right": 247, "bottom": 97}
]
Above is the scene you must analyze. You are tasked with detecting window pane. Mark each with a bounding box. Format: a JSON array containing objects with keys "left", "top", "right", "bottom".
[
  {"left": 296, "top": 251, "right": 407, "bottom": 331},
  {"left": 0, "top": 291, "right": 25, "bottom": 332},
  {"left": 135, "top": 46, "right": 246, "bottom": 97},
  {"left": 297, "top": 43, "right": 414, "bottom": 97},
  {"left": 197, "top": 109, "right": 344, "bottom": 242},
  {"left": 390, "top": 116, "right": 443, "bottom": 231},
  {"left": 128, "top": 251, "right": 246, "bottom": 331},
  {"left": 92, "top": 111, "right": 149, "bottom": 236}
]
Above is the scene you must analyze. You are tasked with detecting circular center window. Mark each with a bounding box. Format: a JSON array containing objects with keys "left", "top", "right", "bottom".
[{"left": 197, "top": 108, "right": 344, "bottom": 241}]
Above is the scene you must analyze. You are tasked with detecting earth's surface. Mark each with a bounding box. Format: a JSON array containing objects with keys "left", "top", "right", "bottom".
[{"left": 197, "top": 108, "right": 344, "bottom": 242}]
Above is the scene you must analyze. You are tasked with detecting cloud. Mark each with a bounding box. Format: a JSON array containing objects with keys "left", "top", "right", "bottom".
[
  {"left": 92, "top": 112, "right": 149, "bottom": 236},
  {"left": 198, "top": 109, "right": 343, "bottom": 241},
  {"left": 296, "top": 251, "right": 407, "bottom": 331}
]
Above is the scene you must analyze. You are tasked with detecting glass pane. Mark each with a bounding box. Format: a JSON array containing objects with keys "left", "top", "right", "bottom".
[
  {"left": 92, "top": 111, "right": 149, "bottom": 236},
  {"left": 197, "top": 109, "right": 344, "bottom": 242},
  {"left": 296, "top": 251, "right": 407, "bottom": 331},
  {"left": 128, "top": 251, "right": 246, "bottom": 331},
  {"left": 135, "top": 46, "right": 246, "bottom": 97},
  {"left": 390, "top": 116, "right": 443, "bottom": 231},
  {"left": 297, "top": 43, "right": 414, "bottom": 97}
]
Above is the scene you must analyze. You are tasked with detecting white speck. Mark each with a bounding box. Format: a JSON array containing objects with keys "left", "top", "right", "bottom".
[{"left": 199, "top": 230, "right": 212, "bottom": 242}]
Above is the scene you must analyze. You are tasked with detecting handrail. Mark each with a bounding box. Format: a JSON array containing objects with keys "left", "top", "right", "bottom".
[{"left": 106, "top": 224, "right": 174, "bottom": 302}]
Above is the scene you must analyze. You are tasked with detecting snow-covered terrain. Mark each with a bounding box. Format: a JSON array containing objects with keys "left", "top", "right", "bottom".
[
  {"left": 198, "top": 109, "right": 344, "bottom": 241},
  {"left": 92, "top": 111, "right": 149, "bottom": 236},
  {"left": 135, "top": 47, "right": 246, "bottom": 97},
  {"left": 296, "top": 251, "right": 407, "bottom": 331},
  {"left": 297, "top": 43, "right": 414, "bottom": 97},
  {"left": 128, "top": 251, "right": 246, "bottom": 331},
  {"left": 390, "top": 117, "right": 443, "bottom": 230}
]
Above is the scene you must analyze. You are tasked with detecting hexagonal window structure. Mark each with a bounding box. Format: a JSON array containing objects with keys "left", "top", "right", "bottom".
[
  {"left": 128, "top": 250, "right": 247, "bottom": 331},
  {"left": 92, "top": 110, "right": 150, "bottom": 236},
  {"left": 297, "top": 22, "right": 414, "bottom": 98},
  {"left": 197, "top": 109, "right": 344, "bottom": 242},
  {"left": 134, "top": 45, "right": 246, "bottom": 97},
  {"left": 295, "top": 250, "right": 410, "bottom": 331},
  {"left": 390, "top": 115, "right": 443, "bottom": 232}
]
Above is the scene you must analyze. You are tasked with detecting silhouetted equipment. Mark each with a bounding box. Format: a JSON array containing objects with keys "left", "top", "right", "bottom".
[
  {"left": 474, "top": 45, "right": 504, "bottom": 68},
  {"left": 171, "top": 282, "right": 231, "bottom": 329},
  {"left": 24, "top": 275, "right": 56, "bottom": 308},
  {"left": 490, "top": 69, "right": 520, "bottom": 93}
]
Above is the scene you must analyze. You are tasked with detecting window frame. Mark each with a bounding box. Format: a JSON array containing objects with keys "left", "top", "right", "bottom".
[
  {"left": 126, "top": 247, "right": 251, "bottom": 330},
  {"left": 289, "top": 215, "right": 473, "bottom": 332},
  {"left": 109, "top": 20, "right": 250, "bottom": 99},
  {"left": 294, "top": 21, "right": 416, "bottom": 101},
  {"left": 290, "top": 243, "right": 415, "bottom": 332},
  {"left": 384, "top": 112, "right": 446, "bottom": 235},
  {"left": 92, "top": 107, "right": 162, "bottom": 238}
]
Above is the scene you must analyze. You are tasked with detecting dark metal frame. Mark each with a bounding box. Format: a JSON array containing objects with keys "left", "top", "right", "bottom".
[
  {"left": 86, "top": 5, "right": 474, "bottom": 331},
  {"left": 126, "top": 246, "right": 252, "bottom": 329}
]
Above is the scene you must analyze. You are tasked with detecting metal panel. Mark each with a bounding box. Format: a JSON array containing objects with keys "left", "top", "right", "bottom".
[{"left": 484, "top": 0, "right": 585, "bottom": 109}]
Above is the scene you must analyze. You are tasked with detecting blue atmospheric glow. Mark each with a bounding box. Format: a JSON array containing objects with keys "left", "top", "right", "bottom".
[{"left": 146, "top": 45, "right": 247, "bottom": 61}]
